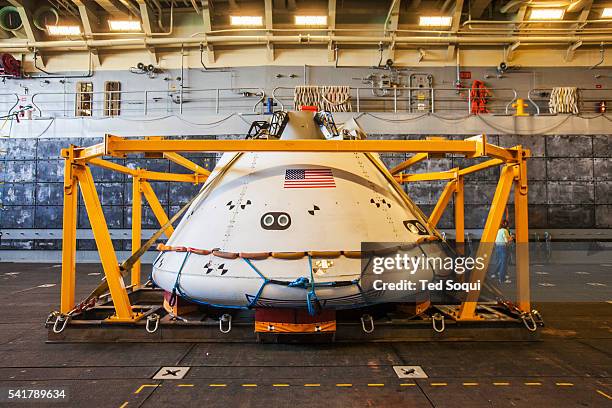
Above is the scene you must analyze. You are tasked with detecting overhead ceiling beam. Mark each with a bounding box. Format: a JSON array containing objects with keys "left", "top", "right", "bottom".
[
  {"left": 117, "top": 0, "right": 141, "bottom": 16},
  {"left": 501, "top": 0, "right": 527, "bottom": 14},
  {"left": 137, "top": 0, "right": 152, "bottom": 36},
  {"left": 566, "top": 0, "right": 593, "bottom": 61},
  {"left": 7, "top": 0, "right": 40, "bottom": 42},
  {"left": 71, "top": 1, "right": 99, "bottom": 36},
  {"left": 469, "top": 0, "right": 492, "bottom": 18},
  {"left": 201, "top": 0, "right": 215, "bottom": 63},
  {"left": 264, "top": 0, "right": 274, "bottom": 62},
  {"left": 328, "top": 0, "right": 336, "bottom": 31},
  {"left": 385, "top": 0, "right": 401, "bottom": 61},
  {"left": 506, "top": 3, "right": 528, "bottom": 59},
  {"left": 447, "top": 0, "right": 464, "bottom": 60},
  {"left": 137, "top": 0, "right": 158, "bottom": 64},
  {"left": 71, "top": 0, "right": 101, "bottom": 66},
  {"left": 567, "top": 0, "right": 591, "bottom": 12},
  {"left": 93, "top": 0, "right": 130, "bottom": 16},
  {"left": 327, "top": 0, "right": 336, "bottom": 62},
  {"left": 384, "top": 0, "right": 401, "bottom": 32},
  {"left": 514, "top": 4, "right": 528, "bottom": 32},
  {"left": 191, "top": 0, "right": 201, "bottom": 14}
]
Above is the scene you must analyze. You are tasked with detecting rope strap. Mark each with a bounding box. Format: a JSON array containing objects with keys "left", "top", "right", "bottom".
[{"left": 156, "top": 237, "right": 440, "bottom": 261}]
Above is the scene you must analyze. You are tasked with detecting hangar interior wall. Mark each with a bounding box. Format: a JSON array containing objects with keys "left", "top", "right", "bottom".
[
  {"left": 0, "top": 133, "right": 610, "bottom": 255},
  {"left": 0, "top": 65, "right": 610, "bottom": 258}
]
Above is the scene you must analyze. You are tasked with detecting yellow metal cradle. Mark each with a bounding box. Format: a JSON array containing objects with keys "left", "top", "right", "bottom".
[{"left": 58, "top": 133, "right": 531, "bottom": 323}]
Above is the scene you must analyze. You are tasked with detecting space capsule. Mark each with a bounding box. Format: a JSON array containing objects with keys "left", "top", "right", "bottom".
[{"left": 152, "top": 111, "right": 453, "bottom": 312}]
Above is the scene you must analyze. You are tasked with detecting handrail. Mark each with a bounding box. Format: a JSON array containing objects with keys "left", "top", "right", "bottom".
[
  {"left": 273, "top": 86, "right": 518, "bottom": 114},
  {"left": 30, "top": 87, "right": 266, "bottom": 117},
  {"left": 0, "top": 92, "right": 19, "bottom": 115},
  {"left": 0, "top": 93, "right": 21, "bottom": 115},
  {"left": 2, "top": 85, "right": 522, "bottom": 118}
]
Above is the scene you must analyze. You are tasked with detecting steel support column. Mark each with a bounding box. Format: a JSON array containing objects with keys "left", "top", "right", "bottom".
[
  {"left": 514, "top": 152, "right": 530, "bottom": 312},
  {"left": 75, "top": 165, "right": 136, "bottom": 321},
  {"left": 131, "top": 174, "right": 142, "bottom": 286},
  {"left": 454, "top": 175, "right": 465, "bottom": 254},
  {"left": 60, "top": 151, "right": 78, "bottom": 314}
]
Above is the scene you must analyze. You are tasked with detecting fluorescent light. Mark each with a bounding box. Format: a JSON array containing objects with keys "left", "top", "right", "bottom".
[
  {"left": 529, "top": 8, "right": 565, "bottom": 20},
  {"left": 602, "top": 8, "right": 612, "bottom": 18},
  {"left": 295, "top": 15, "right": 327, "bottom": 26},
  {"left": 230, "top": 16, "right": 263, "bottom": 26},
  {"left": 419, "top": 16, "right": 452, "bottom": 27},
  {"left": 108, "top": 20, "right": 141, "bottom": 31},
  {"left": 46, "top": 25, "right": 81, "bottom": 36}
]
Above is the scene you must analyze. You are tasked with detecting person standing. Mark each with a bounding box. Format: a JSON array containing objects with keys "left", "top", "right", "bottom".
[{"left": 492, "top": 220, "right": 513, "bottom": 284}]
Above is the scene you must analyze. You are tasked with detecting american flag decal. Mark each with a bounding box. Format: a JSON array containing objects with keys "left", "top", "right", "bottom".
[{"left": 284, "top": 168, "right": 336, "bottom": 189}]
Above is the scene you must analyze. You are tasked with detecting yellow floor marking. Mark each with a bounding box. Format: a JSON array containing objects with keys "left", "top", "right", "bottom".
[
  {"left": 119, "top": 402, "right": 128, "bottom": 408},
  {"left": 209, "top": 384, "right": 227, "bottom": 387},
  {"left": 463, "top": 383, "right": 479, "bottom": 386},
  {"left": 596, "top": 390, "right": 612, "bottom": 400},
  {"left": 177, "top": 384, "right": 194, "bottom": 387},
  {"left": 525, "top": 382, "right": 542, "bottom": 386},
  {"left": 400, "top": 383, "right": 416, "bottom": 387},
  {"left": 368, "top": 384, "right": 384, "bottom": 387},
  {"left": 493, "top": 382, "right": 510, "bottom": 386},
  {"left": 242, "top": 384, "right": 258, "bottom": 387},
  {"left": 430, "top": 383, "right": 447, "bottom": 386},
  {"left": 304, "top": 384, "right": 320, "bottom": 387},
  {"left": 134, "top": 384, "right": 160, "bottom": 394},
  {"left": 556, "top": 383, "right": 574, "bottom": 386},
  {"left": 336, "top": 384, "right": 353, "bottom": 387},
  {"left": 273, "top": 384, "right": 290, "bottom": 387}
]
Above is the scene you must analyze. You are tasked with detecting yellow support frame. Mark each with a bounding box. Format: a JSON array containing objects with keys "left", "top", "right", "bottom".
[
  {"left": 428, "top": 180, "right": 456, "bottom": 228},
  {"left": 60, "top": 141, "right": 208, "bottom": 321},
  {"left": 74, "top": 165, "right": 137, "bottom": 321},
  {"left": 60, "top": 147, "right": 78, "bottom": 314},
  {"left": 131, "top": 174, "right": 142, "bottom": 287},
  {"left": 59, "top": 134, "right": 530, "bottom": 323}
]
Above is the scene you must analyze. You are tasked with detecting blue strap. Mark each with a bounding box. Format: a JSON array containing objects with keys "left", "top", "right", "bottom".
[
  {"left": 167, "top": 252, "right": 363, "bottom": 311},
  {"left": 242, "top": 258, "right": 270, "bottom": 308},
  {"left": 306, "top": 254, "right": 320, "bottom": 316},
  {"left": 288, "top": 276, "right": 310, "bottom": 288},
  {"left": 169, "top": 252, "right": 191, "bottom": 307},
  {"left": 243, "top": 258, "right": 268, "bottom": 281}
]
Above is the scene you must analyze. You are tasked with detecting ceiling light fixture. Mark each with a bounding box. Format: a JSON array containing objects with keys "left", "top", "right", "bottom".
[
  {"left": 230, "top": 16, "right": 263, "bottom": 26},
  {"left": 46, "top": 25, "right": 81, "bottom": 36},
  {"left": 419, "top": 16, "right": 452, "bottom": 27},
  {"left": 529, "top": 8, "right": 566, "bottom": 20},
  {"left": 295, "top": 15, "right": 327, "bottom": 25},
  {"left": 108, "top": 20, "right": 142, "bottom": 31}
]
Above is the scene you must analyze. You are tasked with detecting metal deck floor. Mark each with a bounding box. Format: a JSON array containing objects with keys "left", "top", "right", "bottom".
[{"left": 0, "top": 262, "right": 610, "bottom": 407}]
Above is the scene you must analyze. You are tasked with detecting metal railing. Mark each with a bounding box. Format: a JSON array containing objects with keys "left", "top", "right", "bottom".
[
  {"left": 28, "top": 87, "right": 266, "bottom": 117},
  {"left": 10, "top": 85, "right": 611, "bottom": 118},
  {"left": 272, "top": 86, "right": 518, "bottom": 115},
  {"left": 527, "top": 87, "right": 611, "bottom": 115},
  {"left": 0, "top": 93, "right": 20, "bottom": 117}
]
